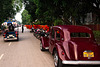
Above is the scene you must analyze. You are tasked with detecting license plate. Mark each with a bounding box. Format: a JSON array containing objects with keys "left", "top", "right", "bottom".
[{"left": 83, "top": 52, "right": 94, "bottom": 57}]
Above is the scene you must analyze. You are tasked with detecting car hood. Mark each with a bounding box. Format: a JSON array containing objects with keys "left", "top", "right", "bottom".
[{"left": 63, "top": 40, "right": 100, "bottom": 60}]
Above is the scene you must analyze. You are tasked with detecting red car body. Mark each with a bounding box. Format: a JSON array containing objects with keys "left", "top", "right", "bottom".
[{"left": 40, "top": 25, "right": 100, "bottom": 67}]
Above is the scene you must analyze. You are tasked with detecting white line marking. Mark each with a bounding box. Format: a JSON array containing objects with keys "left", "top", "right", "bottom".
[
  {"left": 0, "top": 54, "right": 4, "bottom": 60},
  {"left": 8, "top": 42, "right": 12, "bottom": 46}
]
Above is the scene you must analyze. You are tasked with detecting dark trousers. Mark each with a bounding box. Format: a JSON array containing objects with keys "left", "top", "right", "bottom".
[{"left": 22, "top": 29, "right": 24, "bottom": 33}]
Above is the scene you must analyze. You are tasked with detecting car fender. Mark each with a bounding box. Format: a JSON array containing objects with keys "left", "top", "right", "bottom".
[
  {"left": 98, "top": 45, "right": 100, "bottom": 49},
  {"left": 40, "top": 36, "right": 45, "bottom": 48},
  {"left": 55, "top": 42, "right": 77, "bottom": 61},
  {"left": 54, "top": 43, "right": 69, "bottom": 61}
]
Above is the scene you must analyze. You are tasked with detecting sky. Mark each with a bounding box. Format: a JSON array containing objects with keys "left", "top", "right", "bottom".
[{"left": 15, "top": 4, "right": 25, "bottom": 23}]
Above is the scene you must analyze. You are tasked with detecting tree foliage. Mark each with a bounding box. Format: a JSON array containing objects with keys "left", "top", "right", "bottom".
[
  {"left": 23, "top": 0, "right": 100, "bottom": 25},
  {"left": 0, "top": 0, "right": 22, "bottom": 26},
  {"left": 21, "top": 9, "right": 31, "bottom": 24},
  {"left": 23, "top": 0, "right": 37, "bottom": 22}
]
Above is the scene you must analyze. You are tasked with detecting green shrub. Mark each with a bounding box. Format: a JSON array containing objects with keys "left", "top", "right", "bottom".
[
  {"left": 93, "top": 31, "right": 100, "bottom": 38},
  {"left": 54, "top": 19, "right": 64, "bottom": 26}
]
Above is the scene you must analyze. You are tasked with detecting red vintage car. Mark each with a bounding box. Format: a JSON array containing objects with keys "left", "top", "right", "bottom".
[{"left": 40, "top": 25, "right": 100, "bottom": 67}]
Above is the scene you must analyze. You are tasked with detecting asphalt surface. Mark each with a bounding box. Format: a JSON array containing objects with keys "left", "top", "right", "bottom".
[{"left": 0, "top": 27, "right": 54, "bottom": 67}]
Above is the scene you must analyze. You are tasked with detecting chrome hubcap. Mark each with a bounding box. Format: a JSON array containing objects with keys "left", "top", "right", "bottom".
[
  {"left": 40, "top": 43, "right": 42, "bottom": 50},
  {"left": 54, "top": 53, "right": 58, "bottom": 67}
]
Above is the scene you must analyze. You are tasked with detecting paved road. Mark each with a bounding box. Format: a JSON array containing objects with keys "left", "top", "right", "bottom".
[{"left": 0, "top": 27, "right": 54, "bottom": 67}]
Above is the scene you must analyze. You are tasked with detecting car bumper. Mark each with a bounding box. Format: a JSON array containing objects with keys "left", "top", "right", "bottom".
[
  {"left": 45, "top": 47, "right": 49, "bottom": 49},
  {"left": 62, "top": 61, "right": 100, "bottom": 65},
  {"left": 4, "top": 37, "right": 17, "bottom": 40}
]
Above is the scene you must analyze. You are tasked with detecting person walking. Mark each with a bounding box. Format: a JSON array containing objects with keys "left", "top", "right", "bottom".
[{"left": 22, "top": 25, "right": 24, "bottom": 33}]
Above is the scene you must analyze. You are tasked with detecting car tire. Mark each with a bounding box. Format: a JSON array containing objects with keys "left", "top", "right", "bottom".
[
  {"left": 17, "top": 36, "right": 19, "bottom": 41},
  {"left": 4, "top": 40, "right": 7, "bottom": 42},
  {"left": 54, "top": 50, "right": 63, "bottom": 67},
  {"left": 40, "top": 42, "right": 45, "bottom": 51}
]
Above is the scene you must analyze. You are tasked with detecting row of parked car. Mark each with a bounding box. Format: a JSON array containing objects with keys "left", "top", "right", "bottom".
[
  {"left": 32, "top": 25, "right": 100, "bottom": 67},
  {"left": 33, "top": 28, "right": 49, "bottom": 39}
]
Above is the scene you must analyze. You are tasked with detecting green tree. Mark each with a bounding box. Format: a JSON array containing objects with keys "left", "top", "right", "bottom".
[
  {"left": 23, "top": 0, "right": 100, "bottom": 25},
  {"left": 0, "top": 0, "right": 22, "bottom": 26},
  {"left": 23, "top": 0, "right": 37, "bottom": 22},
  {"left": 22, "top": 9, "right": 31, "bottom": 24}
]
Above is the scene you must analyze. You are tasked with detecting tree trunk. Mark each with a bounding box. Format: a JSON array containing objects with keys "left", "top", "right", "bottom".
[
  {"left": 62, "top": 17, "right": 71, "bottom": 25},
  {"left": 71, "top": 17, "right": 76, "bottom": 25}
]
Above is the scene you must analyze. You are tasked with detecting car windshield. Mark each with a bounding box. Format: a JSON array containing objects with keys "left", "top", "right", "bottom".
[{"left": 70, "top": 32, "right": 90, "bottom": 38}]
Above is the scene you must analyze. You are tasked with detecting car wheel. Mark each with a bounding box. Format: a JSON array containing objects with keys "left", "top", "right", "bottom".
[
  {"left": 17, "top": 36, "right": 19, "bottom": 41},
  {"left": 40, "top": 42, "right": 45, "bottom": 51},
  {"left": 54, "top": 50, "right": 63, "bottom": 67},
  {"left": 4, "top": 40, "right": 7, "bottom": 42}
]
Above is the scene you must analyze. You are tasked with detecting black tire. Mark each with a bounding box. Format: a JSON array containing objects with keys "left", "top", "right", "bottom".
[
  {"left": 54, "top": 50, "right": 63, "bottom": 67},
  {"left": 17, "top": 36, "right": 19, "bottom": 41},
  {"left": 40, "top": 42, "right": 45, "bottom": 51}
]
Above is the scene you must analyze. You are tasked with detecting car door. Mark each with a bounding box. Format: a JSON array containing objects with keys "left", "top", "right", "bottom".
[
  {"left": 55, "top": 29, "right": 64, "bottom": 49},
  {"left": 49, "top": 28, "right": 55, "bottom": 53}
]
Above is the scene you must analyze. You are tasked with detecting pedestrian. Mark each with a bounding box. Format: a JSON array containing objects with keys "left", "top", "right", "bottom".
[{"left": 22, "top": 25, "right": 24, "bottom": 33}]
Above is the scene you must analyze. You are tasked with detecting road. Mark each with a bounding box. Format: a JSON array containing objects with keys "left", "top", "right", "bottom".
[{"left": 0, "top": 27, "right": 54, "bottom": 67}]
